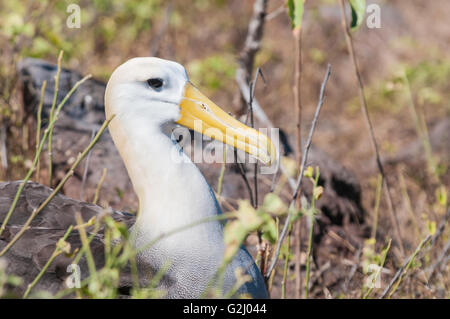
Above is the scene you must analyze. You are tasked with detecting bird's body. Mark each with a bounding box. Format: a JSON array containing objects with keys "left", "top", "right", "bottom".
[{"left": 0, "top": 57, "right": 274, "bottom": 298}]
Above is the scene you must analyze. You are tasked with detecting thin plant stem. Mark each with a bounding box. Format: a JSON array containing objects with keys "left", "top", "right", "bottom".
[
  {"left": 338, "top": 0, "right": 404, "bottom": 256},
  {"left": 281, "top": 222, "right": 293, "bottom": 299},
  {"left": 398, "top": 168, "right": 421, "bottom": 239},
  {"left": 305, "top": 169, "right": 320, "bottom": 299},
  {"left": 217, "top": 148, "right": 227, "bottom": 198},
  {"left": 304, "top": 213, "right": 314, "bottom": 299},
  {"left": 294, "top": 27, "right": 303, "bottom": 164},
  {"left": 403, "top": 73, "right": 439, "bottom": 182},
  {"left": 35, "top": 80, "right": 47, "bottom": 182},
  {"left": 72, "top": 216, "right": 101, "bottom": 265},
  {"left": 75, "top": 212, "right": 97, "bottom": 280},
  {"left": 265, "top": 64, "right": 331, "bottom": 281},
  {"left": 294, "top": 218, "right": 303, "bottom": 298},
  {"left": 371, "top": 174, "right": 383, "bottom": 239},
  {"left": 386, "top": 235, "right": 431, "bottom": 299},
  {"left": 80, "top": 129, "right": 96, "bottom": 201},
  {"left": 363, "top": 239, "right": 391, "bottom": 299},
  {"left": 93, "top": 168, "right": 107, "bottom": 205},
  {"left": 48, "top": 51, "right": 63, "bottom": 187}
]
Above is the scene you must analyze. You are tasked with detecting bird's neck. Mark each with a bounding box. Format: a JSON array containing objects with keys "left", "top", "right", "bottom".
[{"left": 109, "top": 117, "right": 224, "bottom": 245}]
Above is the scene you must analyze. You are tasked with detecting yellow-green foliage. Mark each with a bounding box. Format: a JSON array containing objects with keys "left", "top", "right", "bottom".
[{"left": 187, "top": 54, "right": 236, "bottom": 94}]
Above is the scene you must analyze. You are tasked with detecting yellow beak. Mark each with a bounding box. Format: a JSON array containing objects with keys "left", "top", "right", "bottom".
[{"left": 177, "top": 82, "right": 277, "bottom": 166}]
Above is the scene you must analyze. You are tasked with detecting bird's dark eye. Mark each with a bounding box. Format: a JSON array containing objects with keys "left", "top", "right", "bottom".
[{"left": 147, "top": 78, "right": 164, "bottom": 89}]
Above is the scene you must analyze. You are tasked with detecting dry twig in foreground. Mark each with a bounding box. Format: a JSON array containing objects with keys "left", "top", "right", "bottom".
[
  {"left": 265, "top": 64, "right": 332, "bottom": 281},
  {"left": 338, "top": 0, "right": 404, "bottom": 256}
]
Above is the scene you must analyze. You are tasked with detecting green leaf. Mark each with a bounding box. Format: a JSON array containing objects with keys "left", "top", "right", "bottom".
[
  {"left": 427, "top": 221, "right": 436, "bottom": 236},
  {"left": 304, "top": 165, "right": 314, "bottom": 179},
  {"left": 287, "top": 0, "right": 305, "bottom": 32},
  {"left": 349, "top": 0, "right": 366, "bottom": 30},
  {"left": 262, "top": 193, "right": 287, "bottom": 216}
]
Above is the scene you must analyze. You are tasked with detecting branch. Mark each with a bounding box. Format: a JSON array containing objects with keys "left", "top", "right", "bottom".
[
  {"left": 237, "top": 0, "right": 268, "bottom": 81},
  {"left": 265, "top": 64, "right": 332, "bottom": 280},
  {"left": 235, "top": 0, "right": 269, "bottom": 116},
  {"left": 380, "top": 209, "right": 449, "bottom": 298},
  {"left": 338, "top": 0, "right": 405, "bottom": 255}
]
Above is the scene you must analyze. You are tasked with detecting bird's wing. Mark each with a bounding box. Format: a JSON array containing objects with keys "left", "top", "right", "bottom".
[{"left": 0, "top": 181, "right": 136, "bottom": 298}]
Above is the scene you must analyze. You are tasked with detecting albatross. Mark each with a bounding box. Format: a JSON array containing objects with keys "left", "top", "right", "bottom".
[{"left": 0, "top": 57, "right": 276, "bottom": 298}]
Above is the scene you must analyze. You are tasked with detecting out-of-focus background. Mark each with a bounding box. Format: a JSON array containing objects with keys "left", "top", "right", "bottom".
[{"left": 0, "top": 0, "right": 448, "bottom": 298}]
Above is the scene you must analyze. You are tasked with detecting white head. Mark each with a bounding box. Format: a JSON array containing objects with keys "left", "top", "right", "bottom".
[
  {"left": 105, "top": 57, "right": 188, "bottom": 127},
  {"left": 105, "top": 57, "right": 276, "bottom": 165}
]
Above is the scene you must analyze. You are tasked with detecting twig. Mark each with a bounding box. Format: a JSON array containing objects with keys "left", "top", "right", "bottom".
[
  {"left": 237, "top": 0, "right": 268, "bottom": 88},
  {"left": 0, "top": 124, "right": 7, "bottom": 171},
  {"left": 427, "top": 240, "right": 450, "bottom": 281},
  {"left": 149, "top": 0, "right": 174, "bottom": 56},
  {"left": 235, "top": 0, "right": 269, "bottom": 115},
  {"left": 0, "top": 74, "right": 92, "bottom": 238},
  {"left": 93, "top": 168, "right": 107, "bottom": 205},
  {"left": 266, "top": 4, "right": 286, "bottom": 21},
  {"left": 35, "top": 80, "right": 47, "bottom": 182},
  {"left": 80, "top": 129, "right": 97, "bottom": 201},
  {"left": 294, "top": 25, "right": 304, "bottom": 164},
  {"left": 292, "top": 26, "right": 304, "bottom": 297},
  {"left": 75, "top": 212, "right": 97, "bottom": 280},
  {"left": 371, "top": 174, "right": 383, "bottom": 239},
  {"left": 48, "top": 51, "right": 64, "bottom": 188},
  {"left": 0, "top": 115, "right": 113, "bottom": 257},
  {"left": 338, "top": 0, "right": 404, "bottom": 256},
  {"left": 245, "top": 68, "right": 269, "bottom": 276},
  {"left": 380, "top": 235, "right": 431, "bottom": 299},
  {"left": 398, "top": 168, "right": 421, "bottom": 239},
  {"left": 428, "top": 209, "right": 450, "bottom": 249},
  {"left": 363, "top": 239, "right": 391, "bottom": 299},
  {"left": 281, "top": 222, "right": 293, "bottom": 299},
  {"left": 234, "top": 151, "right": 254, "bottom": 207},
  {"left": 327, "top": 229, "right": 356, "bottom": 253},
  {"left": 265, "top": 64, "right": 331, "bottom": 280},
  {"left": 294, "top": 218, "right": 302, "bottom": 298},
  {"left": 304, "top": 210, "right": 314, "bottom": 299},
  {"left": 343, "top": 246, "right": 363, "bottom": 293},
  {"left": 386, "top": 207, "right": 449, "bottom": 299},
  {"left": 217, "top": 148, "right": 227, "bottom": 199}
]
